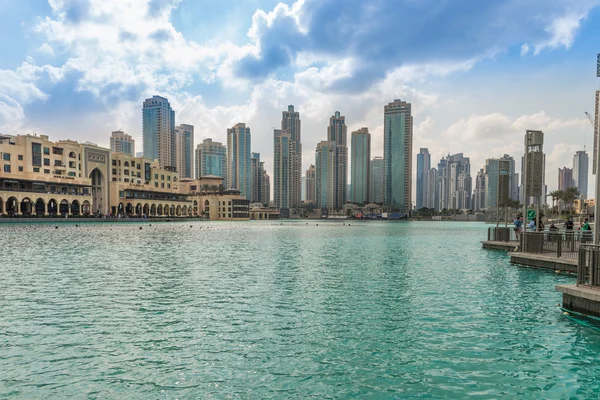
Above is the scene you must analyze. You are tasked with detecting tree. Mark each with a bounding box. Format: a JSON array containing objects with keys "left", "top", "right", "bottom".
[{"left": 561, "top": 187, "right": 580, "bottom": 215}]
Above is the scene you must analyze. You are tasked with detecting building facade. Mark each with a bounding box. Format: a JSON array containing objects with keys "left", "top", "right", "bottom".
[
  {"left": 281, "top": 105, "right": 302, "bottom": 207},
  {"left": 416, "top": 148, "right": 431, "bottom": 210},
  {"left": 262, "top": 168, "right": 270, "bottom": 205},
  {"left": 383, "top": 99, "right": 412, "bottom": 213},
  {"left": 350, "top": 128, "right": 371, "bottom": 204},
  {"left": 327, "top": 111, "right": 348, "bottom": 209},
  {"left": 273, "top": 129, "right": 294, "bottom": 210},
  {"left": 195, "top": 138, "right": 226, "bottom": 184},
  {"left": 370, "top": 157, "right": 384, "bottom": 204},
  {"left": 315, "top": 141, "right": 335, "bottom": 213},
  {"left": 427, "top": 168, "right": 438, "bottom": 210},
  {"left": 473, "top": 168, "right": 485, "bottom": 212},
  {"left": 437, "top": 153, "right": 471, "bottom": 210},
  {"left": 175, "top": 124, "right": 194, "bottom": 179},
  {"left": 250, "top": 152, "right": 263, "bottom": 204},
  {"left": 142, "top": 95, "right": 175, "bottom": 169},
  {"left": 0, "top": 134, "right": 111, "bottom": 216},
  {"left": 573, "top": 150, "right": 589, "bottom": 199},
  {"left": 558, "top": 167, "right": 573, "bottom": 191},
  {"left": 227, "top": 123, "right": 251, "bottom": 200},
  {"left": 306, "top": 164, "right": 316, "bottom": 204},
  {"left": 110, "top": 130, "right": 135, "bottom": 156}
]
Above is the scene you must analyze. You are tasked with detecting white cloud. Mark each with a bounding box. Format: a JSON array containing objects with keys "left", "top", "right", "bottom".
[
  {"left": 37, "top": 43, "right": 55, "bottom": 56},
  {"left": 534, "top": 14, "right": 586, "bottom": 55},
  {"left": 520, "top": 43, "right": 530, "bottom": 57}
]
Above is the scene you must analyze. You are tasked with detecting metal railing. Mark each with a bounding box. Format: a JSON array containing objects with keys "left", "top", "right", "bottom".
[
  {"left": 487, "top": 227, "right": 518, "bottom": 242},
  {"left": 577, "top": 244, "right": 600, "bottom": 287},
  {"left": 521, "top": 231, "right": 590, "bottom": 259}
]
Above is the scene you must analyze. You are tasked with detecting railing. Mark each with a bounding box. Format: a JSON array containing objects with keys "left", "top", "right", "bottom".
[
  {"left": 577, "top": 244, "right": 600, "bottom": 288},
  {"left": 0, "top": 187, "right": 90, "bottom": 196},
  {"left": 487, "top": 227, "right": 518, "bottom": 242},
  {"left": 521, "top": 231, "right": 590, "bottom": 259}
]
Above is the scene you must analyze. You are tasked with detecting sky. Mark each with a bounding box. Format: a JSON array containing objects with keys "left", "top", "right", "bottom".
[{"left": 1, "top": 0, "right": 600, "bottom": 201}]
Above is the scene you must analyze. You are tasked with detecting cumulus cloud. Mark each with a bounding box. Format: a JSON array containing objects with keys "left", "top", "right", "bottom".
[{"left": 520, "top": 44, "right": 530, "bottom": 57}]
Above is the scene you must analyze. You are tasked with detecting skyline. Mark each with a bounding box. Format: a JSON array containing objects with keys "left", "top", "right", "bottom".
[{"left": 1, "top": 0, "right": 600, "bottom": 199}]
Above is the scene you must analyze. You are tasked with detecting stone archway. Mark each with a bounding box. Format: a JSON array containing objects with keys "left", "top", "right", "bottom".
[
  {"left": 35, "top": 198, "right": 45, "bottom": 216},
  {"left": 0, "top": 196, "right": 4, "bottom": 214},
  {"left": 136, "top": 203, "right": 142, "bottom": 216},
  {"left": 59, "top": 199, "right": 69, "bottom": 216},
  {"left": 126, "top": 203, "right": 133, "bottom": 215},
  {"left": 89, "top": 168, "right": 105, "bottom": 215},
  {"left": 150, "top": 204, "right": 157, "bottom": 216},
  {"left": 176, "top": 205, "right": 182, "bottom": 216},
  {"left": 20, "top": 197, "right": 32, "bottom": 216},
  {"left": 182, "top": 205, "right": 188, "bottom": 215},
  {"left": 143, "top": 203, "right": 149, "bottom": 216},
  {"left": 48, "top": 199, "right": 58, "bottom": 216},
  {"left": 71, "top": 200, "right": 80, "bottom": 216},
  {"left": 193, "top": 200, "right": 198, "bottom": 216},
  {"left": 6, "top": 197, "right": 18, "bottom": 216},
  {"left": 163, "top": 204, "right": 170, "bottom": 216},
  {"left": 118, "top": 202, "right": 124, "bottom": 216},
  {"left": 157, "top": 204, "right": 163, "bottom": 215},
  {"left": 170, "top": 205, "right": 175, "bottom": 216}
]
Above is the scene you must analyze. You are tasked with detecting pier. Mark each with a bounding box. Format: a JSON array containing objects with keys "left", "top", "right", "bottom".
[{"left": 556, "top": 244, "right": 600, "bottom": 318}]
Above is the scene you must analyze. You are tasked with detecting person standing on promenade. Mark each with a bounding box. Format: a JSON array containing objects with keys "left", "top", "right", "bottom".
[{"left": 513, "top": 216, "right": 523, "bottom": 240}]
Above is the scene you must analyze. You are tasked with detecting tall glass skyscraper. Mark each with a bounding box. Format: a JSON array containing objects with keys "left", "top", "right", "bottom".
[
  {"left": 250, "top": 152, "right": 263, "bottom": 203},
  {"left": 274, "top": 129, "right": 293, "bottom": 210},
  {"left": 175, "top": 124, "right": 194, "bottom": 179},
  {"left": 227, "top": 123, "right": 251, "bottom": 200},
  {"left": 110, "top": 130, "right": 135, "bottom": 156},
  {"left": 281, "top": 105, "right": 302, "bottom": 207},
  {"left": 327, "top": 111, "right": 347, "bottom": 209},
  {"left": 573, "top": 150, "right": 589, "bottom": 199},
  {"left": 416, "top": 148, "right": 431, "bottom": 209},
  {"left": 383, "top": 99, "right": 413, "bottom": 212},
  {"left": 142, "top": 95, "right": 175, "bottom": 169},
  {"left": 315, "top": 141, "right": 335, "bottom": 213},
  {"left": 350, "top": 128, "right": 371, "bottom": 204},
  {"left": 195, "top": 138, "right": 227, "bottom": 184},
  {"left": 370, "top": 157, "right": 384, "bottom": 204},
  {"left": 306, "top": 164, "right": 316, "bottom": 204}
]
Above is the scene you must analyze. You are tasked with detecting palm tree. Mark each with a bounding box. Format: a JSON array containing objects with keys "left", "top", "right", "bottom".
[
  {"left": 561, "top": 187, "right": 580, "bottom": 216},
  {"left": 547, "top": 190, "right": 559, "bottom": 214}
]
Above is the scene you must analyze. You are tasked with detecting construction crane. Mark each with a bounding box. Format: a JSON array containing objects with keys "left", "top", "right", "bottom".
[{"left": 585, "top": 111, "right": 594, "bottom": 127}]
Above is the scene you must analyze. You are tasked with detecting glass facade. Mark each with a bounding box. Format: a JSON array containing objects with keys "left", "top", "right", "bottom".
[
  {"left": 227, "top": 124, "right": 251, "bottom": 200},
  {"left": 142, "top": 96, "right": 175, "bottom": 169},
  {"left": 350, "top": 129, "right": 371, "bottom": 204},
  {"left": 383, "top": 100, "right": 412, "bottom": 213}
]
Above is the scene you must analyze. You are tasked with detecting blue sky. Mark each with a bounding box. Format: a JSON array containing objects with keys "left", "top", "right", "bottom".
[{"left": 1, "top": 0, "right": 600, "bottom": 196}]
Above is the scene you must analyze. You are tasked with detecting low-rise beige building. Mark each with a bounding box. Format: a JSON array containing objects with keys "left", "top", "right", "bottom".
[{"left": 181, "top": 175, "right": 250, "bottom": 220}]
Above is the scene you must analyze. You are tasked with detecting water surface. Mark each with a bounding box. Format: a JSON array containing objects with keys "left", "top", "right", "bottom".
[{"left": 1, "top": 221, "right": 599, "bottom": 398}]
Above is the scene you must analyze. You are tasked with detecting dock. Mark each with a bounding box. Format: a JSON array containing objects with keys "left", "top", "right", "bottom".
[
  {"left": 481, "top": 240, "right": 519, "bottom": 252},
  {"left": 510, "top": 253, "right": 577, "bottom": 273},
  {"left": 556, "top": 284, "right": 600, "bottom": 318}
]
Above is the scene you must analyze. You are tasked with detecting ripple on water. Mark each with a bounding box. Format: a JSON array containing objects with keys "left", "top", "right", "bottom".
[{"left": 1, "top": 221, "right": 599, "bottom": 398}]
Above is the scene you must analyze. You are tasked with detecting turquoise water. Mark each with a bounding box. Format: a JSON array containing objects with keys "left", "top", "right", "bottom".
[{"left": 1, "top": 221, "right": 599, "bottom": 398}]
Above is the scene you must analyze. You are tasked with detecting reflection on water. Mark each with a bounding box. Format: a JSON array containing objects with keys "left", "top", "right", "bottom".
[{"left": 1, "top": 221, "right": 599, "bottom": 398}]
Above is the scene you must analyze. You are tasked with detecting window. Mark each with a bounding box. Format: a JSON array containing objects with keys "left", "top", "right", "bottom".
[
  {"left": 161, "top": 175, "right": 165, "bottom": 180},
  {"left": 4, "top": 164, "right": 10, "bottom": 172},
  {"left": 119, "top": 191, "right": 125, "bottom": 198},
  {"left": 137, "top": 172, "right": 140, "bottom": 178},
  {"left": 44, "top": 158, "right": 50, "bottom": 166},
  {"left": 124, "top": 161, "right": 129, "bottom": 167},
  {"left": 112, "top": 159, "right": 117, "bottom": 166},
  {"left": 112, "top": 168, "right": 117, "bottom": 175},
  {"left": 43, "top": 147, "right": 50, "bottom": 155},
  {"left": 2, "top": 153, "right": 9, "bottom": 161},
  {"left": 112, "top": 178, "right": 117, "bottom": 182},
  {"left": 124, "top": 170, "right": 129, "bottom": 175},
  {"left": 18, "top": 166, "right": 23, "bottom": 172},
  {"left": 54, "top": 170, "right": 61, "bottom": 175},
  {"left": 69, "top": 161, "right": 76, "bottom": 168},
  {"left": 167, "top": 184, "right": 171, "bottom": 189},
  {"left": 18, "top": 155, "right": 23, "bottom": 161},
  {"left": 33, "top": 167, "right": 40, "bottom": 173},
  {"left": 44, "top": 169, "right": 50, "bottom": 174},
  {"left": 52, "top": 147, "right": 63, "bottom": 155},
  {"left": 131, "top": 162, "right": 135, "bottom": 168},
  {"left": 154, "top": 173, "right": 158, "bottom": 180},
  {"left": 68, "top": 172, "right": 76, "bottom": 177},
  {"left": 161, "top": 183, "right": 164, "bottom": 188},
  {"left": 32, "top": 143, "right": 42, "bottom": 167},
  {"left": 155, "top": 182, "right": 158, "bottom": 187},
  {"left": 167, "top": 176, "right": 171, "bottom": 181},
  {"left": 54, "top": 160, "right": 62, "bottom": 166}
]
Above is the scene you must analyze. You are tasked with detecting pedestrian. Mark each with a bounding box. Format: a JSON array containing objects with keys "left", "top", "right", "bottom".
[
  {"left": 513, "top": 216, "right": 523, "bottom": 240},
  {"left": 582, "top": 218, "right": 592, "bottom": 243}
]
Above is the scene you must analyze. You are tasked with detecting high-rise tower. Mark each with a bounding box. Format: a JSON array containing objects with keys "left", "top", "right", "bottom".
[
  {"left": 227, "top": 123, "right": 251, "bottom": 200},
  {"left": 110, "top": 130, "right": 135, "bottom": 156},
  {"left": 383, "top": 99, "right": 413, "bottom": 212},
  {"left": 416, "top": 148, "right": 431, "bottom": 209},
  {"left": 327, "top": 111, "right": 348, "bottom": 209},
  {"left": 142, "top": 95, "right": 175, "bottom": 169},
  {"left": 573, "top": 150, "right": 589, "bottom": 199},
  {"left": 175, "top": 124, "right": 194, "bottom": 179},
  {"left": 350, "top": 128, "right": 371, "bottom": 204},
  {"left": 281, "top": 105, "right": 302, "bottom": 207},
  {"left": 195, "top": 138, "right": 227, "bottom": 184}
]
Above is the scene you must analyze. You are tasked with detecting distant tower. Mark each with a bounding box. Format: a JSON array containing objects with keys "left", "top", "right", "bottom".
[
  {"left": 195, "top": 138, "right": 226, "bottom": 184},
  {"left": 227, "top": 123, "right": 251, "bottom": 200},
  {"left": 281, "top": 105, "right": 302, "bottom": 207},
  {"left": 327, "top": 111, "right": 348, "bottom": 209},
  {"left": 573, "top": 150, "right": 589, "bottom": 199},
  {"left": 306, "top": 165, "right": 316, "bottom": 204},
  {"left": 143, "top": 95, "right": 175, "bottom": 169},
  {"left": 175, "top": 124, "right": 194, "bottom": 179},
  {"left": 416, "top": 148, "right": 431, "bottom": 209},
  {"left": 350, "top": 128, "right": 371, "bottom": 204},
  {"left": 110, "top": 130, "right": 135, "bottom": 156}
]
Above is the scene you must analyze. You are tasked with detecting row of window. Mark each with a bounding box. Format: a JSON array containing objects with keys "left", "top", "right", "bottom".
[{"left": 2, "top": 154, "right": 24, "bottom": 161}]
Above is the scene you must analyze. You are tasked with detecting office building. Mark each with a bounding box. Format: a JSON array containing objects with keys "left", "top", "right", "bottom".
[
  {"left": 437, "top": 153, "right": 471, "bottom": 210},
  {"left": 383, "top": 99, "right": 412, "bottom": 212},
  {"left": 416, "top": 148, "right": 431, "bottom": 210},
  {"left": 350, "top": 128, "right": 371, "bottom": 204},
  {"left": 175, "top": 124, "right": 194, "bottom": 179},
  {"left": 281, "top": 105, "right": 302, "bottom": 207},
  {"left": 227, "top": 123, "right": 251, "bottom": 200},
  {"left": 250, "top": 152, "right": 263, "bottom": 203},
  {"left": 327, "top": 111, "right": 348, "bottom": 209},
  {"left": 558, "top": 167, "right": 573, "bottom": 191},
  {"left": 142, "top": 95, "right": 175, "bottom": 169},
  {"left": 473, "top": 168, "right": 485, "bottom": 211},
  {"left": 195, "top": 138, "right": 227, "bottom": 184},
  {"left": 273, "top": 129, "right": 294, "bottom": 210},
  {"left": 110, "top": 130, "right": 135, "bottom": 156},
  {"left": 427, "top": 168, "right": 438, "bottom": 210},
  {"left": 315, "top": 141, "right": 335, "bottom": 213},
  {"left": 262, "top": 168, "right": 271, "bottom": 205},
  {"left": 370, "top": 157, "right": 384, "bottom": 204},
  {"left": 306, "top": 165, "right": 316, "bottom": 204},
  {"left": 573, "top": 150, "right": 589, "bottom": 199}
]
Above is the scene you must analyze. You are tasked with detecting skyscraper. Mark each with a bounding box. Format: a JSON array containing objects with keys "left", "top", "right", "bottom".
[
  {"left": 370, "top": 157, "right": 384, "bottom": 204},
  {"left": 227, "top": 123, "right": 251, "bottom": 200},
  {"left": 273, "top": 129, "right": 294, "bottom": 210},
  {"left": 195, "top": 138, "right": 226, "bottom": 184},
  {"left": 473, "top": 168, "right": 485, "bottom": 211},
  {"left": 416, "top": 148, "right": 431, "bottom": 209},
  {"left": 315, "top": 141, "right": 335, "bottom": 213},
  {"left": 142, "top": 95, "right": 175, "bottom": 169},
  {"left": 306, "top": 164, "right": 316, "bottom": 204},
  {"left": 437, "top": 153, "right": 471, "bottom": 210},
  {"left": 573, "top": 150, "right": 589, "bottom": 199},
  {"left": 350, "top": 128, "right": 371, "bottom": 204},
  {"left": 110, "top": 130, "right": 135, "bottom": 156},
  {"left": 250, "top": 152, "right": 263, "bottom": 203},
  {"left": 427, "top": 168, "right": 438, "bottom": 210},
  {"left": 262, "top": 168, "right": 271, "bottom": 205},
  {"left": 328, "top": 111, "right": 348, "bottom": 209},
  {"left": 175, "top": 124, "right": 194, "bottom": 179},
  {"left": 281, "top": 105, "right": 302, "bottom": 207},
  {"left": 383, "top": 99, "right": 413, "bottom": 212},
  {"left": 558, "top": 167, "right": 573, "bottom": 191}
]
